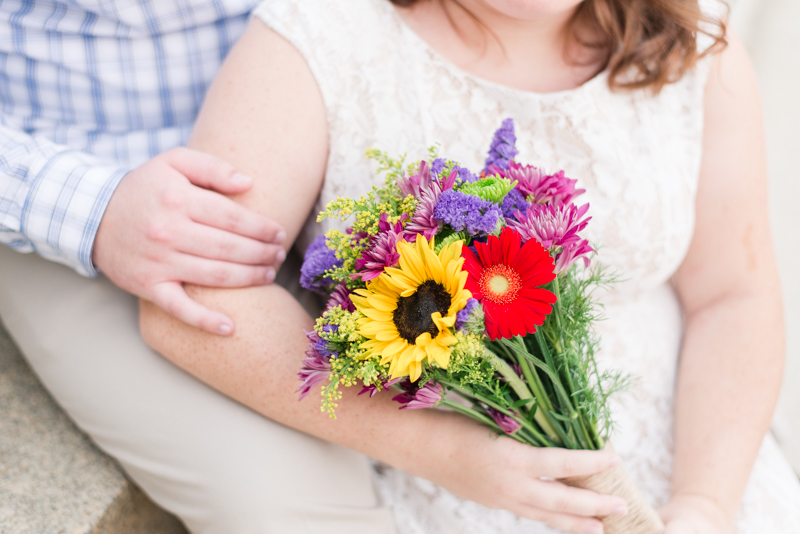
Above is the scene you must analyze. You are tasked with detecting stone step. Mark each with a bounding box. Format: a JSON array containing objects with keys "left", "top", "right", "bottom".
[{"left": 0, "top": 322, "right": 188, "bottom": 534}]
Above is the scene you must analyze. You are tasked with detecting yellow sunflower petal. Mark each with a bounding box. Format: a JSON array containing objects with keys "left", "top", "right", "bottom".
[
  {"left": 421, "top": 241, "right": 444, "bottom": 283},
  {"left": 425, "top": 341, "right": 451, "bottom": 368},
  {"left": 382, "top": 338, "right": 408, "bottom": 358},
  {"left": 414, "top": 332, "right": 432, "bottom": 347},
  {"left": 367, "top": 294, "right": 397, "bottom": 312},
  {"left": 409, "top": 361, "right": 422, "bottom": 382},
  {"left": 359, "top": 306, "right": 393, "bottom": 322},
  {"left": 432, "top": 312, "right": 455, "bottom": 331}
]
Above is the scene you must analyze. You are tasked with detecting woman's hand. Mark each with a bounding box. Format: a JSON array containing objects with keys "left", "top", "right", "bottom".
[
  {"left": 423, "top": 415, "right": 628, "bottom": 534},
  {"left": 659, "top": 495, "right": 731, "bottom": 534}
]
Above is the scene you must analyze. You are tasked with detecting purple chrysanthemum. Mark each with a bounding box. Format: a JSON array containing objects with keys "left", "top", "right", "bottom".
[
  {"left": 455, "top": 298, "right": 480, "bottom": 331},
  {"left": 501, "top": 163, "right": 585, "bottom": 207},
  {"left": 354, "top": 213, "right": 405, "bottom": 281},
  {"left": 501, "top": 188, "right": 531, "bottom": 218},
  {"left": 325, "top": 282, "right": 356, "bottom": 313},
  {"left": 487, "top": 408, "right": 521, "bottom": 434},
  {"left": 297, "top": 330, "right": 333, "bottom": 400},
  {"left": 399, "top": 160, "right": 434, "bottom": 199},
  {"left": 484, "top": 118, "right": 518, "bottom": 172},
  {"left": 300, "top": 235, "right": 342, "bottom": 294},
  {"left": 404, "top": 181, "right": 442, "bottom": 241},
  {"left": 393, "top": 381, "right": 444, "bottom": 410},
  {"left": 507, "top": 203, "right": 595, "bottom": 272},
  {"left": 433, "top": 190, "right": 501, "bottom": 236}
]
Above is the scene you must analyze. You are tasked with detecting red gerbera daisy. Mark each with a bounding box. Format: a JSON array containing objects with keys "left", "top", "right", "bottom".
[{"left": 462, "top": 227, "right": 557, "bottom": 341}]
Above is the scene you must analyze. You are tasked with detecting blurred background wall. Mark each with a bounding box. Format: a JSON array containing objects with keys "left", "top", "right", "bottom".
[{"left": 730, "top": 0, "right": 800, "bottom": 474}]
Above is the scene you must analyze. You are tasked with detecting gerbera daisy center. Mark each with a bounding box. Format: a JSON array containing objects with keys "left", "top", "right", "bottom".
[
  {"left": 479, "top": 264, "right": 521, "bottom": 305},
  {"left": 393, "top": 280, "right": 452, "bottom": 343}
]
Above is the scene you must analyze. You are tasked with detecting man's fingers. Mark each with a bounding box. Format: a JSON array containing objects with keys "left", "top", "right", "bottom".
[
  {"left": 188, "top": 188, "right": 287, "bottom": 244},
  {"left": 176, "top": 224, "right": 286, "bottom": 266},
  {"left": 150, "top": 282, "right": 235, "bottom": 335},
  {"left": 176, "top": 255, "right": 276, "bottom": 288},
  {"left": 512, "top": 504, "right": 605, "bottom": 534},
  {"left": 532, "top": 447, "right": 619, "bottom": 479},
  {"left": 528, "top": 479, "right": 627, "bottom": 518},
  {"left": 164, "top": 147, "right": 253, "bottom": 195}
]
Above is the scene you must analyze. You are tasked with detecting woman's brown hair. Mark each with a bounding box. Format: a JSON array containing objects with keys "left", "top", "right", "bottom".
[{"left": 389, "top": 0, "right": 727, "bottom": 93}]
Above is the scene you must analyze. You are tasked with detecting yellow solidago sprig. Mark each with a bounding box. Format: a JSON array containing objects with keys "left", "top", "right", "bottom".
[{"left": 350, "top": 235, "right": 472, "bottom": 382}]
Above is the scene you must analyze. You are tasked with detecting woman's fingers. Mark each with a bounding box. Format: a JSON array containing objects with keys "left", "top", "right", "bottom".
[
  {"left": 511, "top": 503, "right": 605, "bottom": 534},
  {"left": 530, "top": 447, "right": 619, "bottom": 479},
  {"left": 528, "top": 479, "right": 627, "bottom": 518}
]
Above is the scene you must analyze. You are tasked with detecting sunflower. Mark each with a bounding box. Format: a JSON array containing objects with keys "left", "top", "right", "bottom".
[
  {"left": 462, "top": 227, "right": 557, "bottom": 341},
  {"left": 350, "top": 235, "right": 472, "bottom": 382}
]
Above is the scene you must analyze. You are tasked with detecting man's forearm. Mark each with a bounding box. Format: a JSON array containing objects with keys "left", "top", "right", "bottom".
[{"left": 671, "top": 290, "right": 784, "bottom": 524}]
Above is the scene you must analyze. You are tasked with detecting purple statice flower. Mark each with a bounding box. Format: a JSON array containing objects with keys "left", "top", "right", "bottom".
[
  {"left": 354, "top": 213, "right": 405, "bottom": 281},
  {"left": 431, "top": 158, "right": 446, "bottom": 176},
  {"left": 484, "top": 118, "right": 518, "bottom": 172},
  {"left": 314, "top": 325, "right": 339, "bottom": 359},
  {"left": 325, "top": 282, "right": 356, "bottom": 313},
  {"left": 434, "top": 189, "right": 501, "bottom": 236},
  {"left": 359, "top": 377, "right": 404, "bottom": 398},
  {"left": 456, "top": 165, "right": 479, "bottom": 184},
  {"left": 393, "top": 381, "right": 445, "bottom": 410},
  {"left": 404, "top": 181, "right": 442, "bottom": 241},
  {"left": 501, "top": 188, "right": 531, "bottom": 218},
  {"left": 455, "top": 298, "right": 480, "bottom": 331},
  {"left": 487, "top": 408, "right": 520, "bottom": 434},
  {"left": 507, "top": 203, "right": 595, "bottom": 272},
  {"left": 502, "top": 162, "right": 585, "bottom": 206},
  {"left": 297, "top": 330, "right": 333, "bottom": 400},
  {"left": 300, "top": 235, "right": 342, "bottom": 294}
]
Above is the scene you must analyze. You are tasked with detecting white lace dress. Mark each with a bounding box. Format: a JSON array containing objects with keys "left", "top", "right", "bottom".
[{"left": 253, "top": 1, "right": 800, "bottom": 532}]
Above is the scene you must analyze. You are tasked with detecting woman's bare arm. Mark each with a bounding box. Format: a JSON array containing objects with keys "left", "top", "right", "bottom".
[
  {"left": 666, "top": 32, "right": 784, "bottom": 532},
  {"left": 139, "top": 19, "right": 626, "bottom": 534}
]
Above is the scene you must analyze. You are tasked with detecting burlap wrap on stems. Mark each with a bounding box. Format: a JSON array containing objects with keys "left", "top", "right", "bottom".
[{"left": 562, "top": 460, "right": 665, "bottom": 534}]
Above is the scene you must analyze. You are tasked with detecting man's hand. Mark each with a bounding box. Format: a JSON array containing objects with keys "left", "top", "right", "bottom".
[{"left": 93, "top": 147, "right": 287, "bottom": 335}]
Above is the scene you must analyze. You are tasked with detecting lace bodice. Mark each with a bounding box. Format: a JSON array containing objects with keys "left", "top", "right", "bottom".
[{"left": 253, "top": 1, "right": 800, "bottom": 532}]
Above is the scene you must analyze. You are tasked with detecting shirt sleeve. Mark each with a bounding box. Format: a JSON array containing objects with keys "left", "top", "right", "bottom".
[{"left": 0, "top": 122, "right": 130, "bottom": 277}]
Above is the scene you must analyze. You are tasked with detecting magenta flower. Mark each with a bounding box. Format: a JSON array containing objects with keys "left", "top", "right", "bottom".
[
  {"left": 507, "top": 202, "right": 595, "bottom": 272},
  {"left": 399, "top": 160, "right": 434, "bottom": 199},
  {"left": 353, "top": 213, "right": 405, "bottom": 281},
  {"left": 393, "top": 381, "right": 444, "bottom": 410},
  {"left": 487, "top": 408, "right": 521, "bottom": 434},
  {"left": 296, "top": 330, "right": 332, "bottom": 400},
  {"left": 497, "top": 162, "right": 585, "bottom": 207},
  {"left": 404, "top": 181, "right": 442, "bottom": 241},
  {"left": 325, "top": 282, "right": 356, "bottom": 312}
]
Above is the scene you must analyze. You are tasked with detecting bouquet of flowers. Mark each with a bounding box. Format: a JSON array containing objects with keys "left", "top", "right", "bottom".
[{"left": 298, "top": 119, "right": 664, "bottom": 534}]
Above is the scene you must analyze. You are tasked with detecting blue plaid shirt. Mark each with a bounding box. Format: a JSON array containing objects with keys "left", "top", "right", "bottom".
[{"left": 0, "top": 0, "right": 259, "bottom": 276}]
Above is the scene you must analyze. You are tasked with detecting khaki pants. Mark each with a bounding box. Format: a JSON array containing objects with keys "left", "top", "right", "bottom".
[{"left": 0, "top": 245, "right": 396, "bottom": 534}]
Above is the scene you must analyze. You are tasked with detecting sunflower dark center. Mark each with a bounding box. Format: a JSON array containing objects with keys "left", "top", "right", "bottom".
[{"left": 393, "top": 280, "right": 452, "bottom": 343}]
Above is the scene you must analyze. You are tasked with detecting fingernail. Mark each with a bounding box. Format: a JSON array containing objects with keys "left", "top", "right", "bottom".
[
  {"left": 611, "top": 504, "right": 628, "bottom": 516},
  {"left": 265, "top": 267, "right": 276, "bottom": 283},
  {"left": 608, "top": 455, "right": 620, "bottom": 468},
  {"left": 231, "top": 173, "right": 252, "bottom": 186},
  {"left": 276, "top": 249, "right": 286, "bottom": 263},
  {"left": 218, "top": 324, "right": 232, "bottom": 336},
  {"left": 275, "top": 230, "right": 287, "bottom": 244}
]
